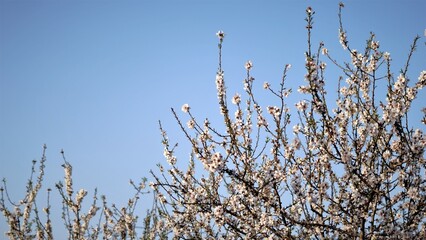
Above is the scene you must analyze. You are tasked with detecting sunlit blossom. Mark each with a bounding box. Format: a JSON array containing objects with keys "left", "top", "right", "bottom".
[
  {"left": 216, "top": 30, "right": 225, "bottom": 40},
  {"left": 187, "top": 120, "right": 195, "bottom": 129},
  {"left": 245, "top": 61, "right": 253, "bottom": 71},
  {"left": 295, "top": 100, "right": 308, "bottom": 111},
  {"left": 370, "top": 41, "right": 379, "bottom": 50},
  {"left": 383, "top": 52, "right": 391, "bottom": 60},
  {"left": 293, "top": 124, "right": 301, "bottom": 134},
  {"left": 232, "top": 93, "right": 241, "bottom": 105},
  {"left": 418, "top": 70, "right": 426, "bottom": 87},
  {"left": 286, "top": 64, "right": 292, "bottom": 70},
  {"left": 181, "top": 103, "right": 190, "bottom": 113},
  {"left": 263, "top": 82, "right": 270, "bottom": 89},
  {"left": 339, "top": 29, "right": 348, "bottom": 49}
]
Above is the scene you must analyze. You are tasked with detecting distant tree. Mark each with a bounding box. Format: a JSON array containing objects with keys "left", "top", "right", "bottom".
[
  {"left": 0, "top": 145, "right": 166, "bottom": 239},
  {"left": 151, "top": 4, "right": 426, "bottom": 239}
]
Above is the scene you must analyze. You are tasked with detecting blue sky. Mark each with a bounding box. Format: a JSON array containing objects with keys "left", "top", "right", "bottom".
[{"left": 1, "top": 0, "right": 425, "bottom": 236}]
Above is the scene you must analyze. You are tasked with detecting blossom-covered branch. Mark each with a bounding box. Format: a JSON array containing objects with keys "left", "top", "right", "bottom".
[{"left": 152, "top": 3, "right": 426, "bottom": 239}]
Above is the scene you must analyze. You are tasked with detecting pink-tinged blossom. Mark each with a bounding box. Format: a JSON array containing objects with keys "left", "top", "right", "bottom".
[
  {"left": 232, "top": 93, "right": 241, "bottom": 105},
  {"left": 216, "top": 71, "right": 225, "bottom": 97},
  {"left": 181, "top": 103, "right": 190, "bottom": 113},
  {"left": 245, "top": 61, "right": 253, "bottom": 71},
  {"left": 370, "top": 40, "right": 379, "bottom": 50},
  {"left": 203, "top": 152, "right": 223, "bottom": 172},
  {"left": 216, "top": 30, "right": 225, "bottom": 40},
  {"left": 418, "top": 70, "right": 426, "bottom": 88},
  {"left": 257, "top": 115, "right": 267, "bottom": 127},
  {"left": 187, "top": 120, "right": 195, "bottom": 129},
  {"left": 282, "top": 89, "right": 291, "bottom": 98},
  {"left": 163, "top": 148, "right": 177, "bottom": 165},
  {"left": 383, "top": 52, "right": 391, "bottom": 60},
  {"left": 295, "top": 100, "right": 308, "bottom": 111},
  {"left": 149, "top": 181, "right": 157, "bottom": 191},
  {"left": 63, "top": 162, "right": 73, "bottom": 196},
  {"left": 286, "top": 64, "right": 292, "bottom": 70},
  {"left": 263, "top": 82, "right": 270, "bottom": 89},
  {"left": 339, "top": 29, "right": 348, "bottom": 49},
  {"left": 298, "top": 85, "right": 310, "bottom": 94},
  {"left": 293, "top": 124, "right": 301, "bottom": 134},
  {"left": 367, "top": 55, "right": 377, "bottom": 72},
  {"left": 267, "top": 106, "right": 280, "bottom": 118}
]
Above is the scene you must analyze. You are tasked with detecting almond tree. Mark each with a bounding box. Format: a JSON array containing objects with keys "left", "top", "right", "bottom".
[
  {"left": 0, "top": 145, "right": 165, "bottom": 239},
  {"left": 152, "top": 4, "right": 426, "bottom": 239}
]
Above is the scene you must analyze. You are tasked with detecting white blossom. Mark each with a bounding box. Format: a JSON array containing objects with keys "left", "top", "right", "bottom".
[
  {"left": 263, "top": 82, "right": 270, "bottom": 89},
  {"left": 216, "top": 30, "right": 225, "bottom": 40},
  {"left": 181, "top": 104, "right": 190, "bottom": 113},
  {"left": 244, "top": 61, "right": 253, "bottom": 70},
  {"left": 232, "top": 93, "right": 241, "bottom": 105}
]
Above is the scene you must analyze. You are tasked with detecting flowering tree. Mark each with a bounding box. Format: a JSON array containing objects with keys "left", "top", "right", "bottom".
[
  {"left": 151, "top": 4, "right": 426, "bottom": 239},
  {"left": 0, "top": 145, "right": 165, "bottom": 239}
]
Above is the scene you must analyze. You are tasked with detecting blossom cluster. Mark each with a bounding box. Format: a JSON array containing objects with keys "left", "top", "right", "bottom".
[{"left": 1, "top": 146, "right": 163, "bottom": 239}]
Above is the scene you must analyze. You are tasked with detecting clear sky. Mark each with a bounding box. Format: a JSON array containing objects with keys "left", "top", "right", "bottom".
[{"left": 1, "top": 0, "right": 425, "bottom": 236}]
